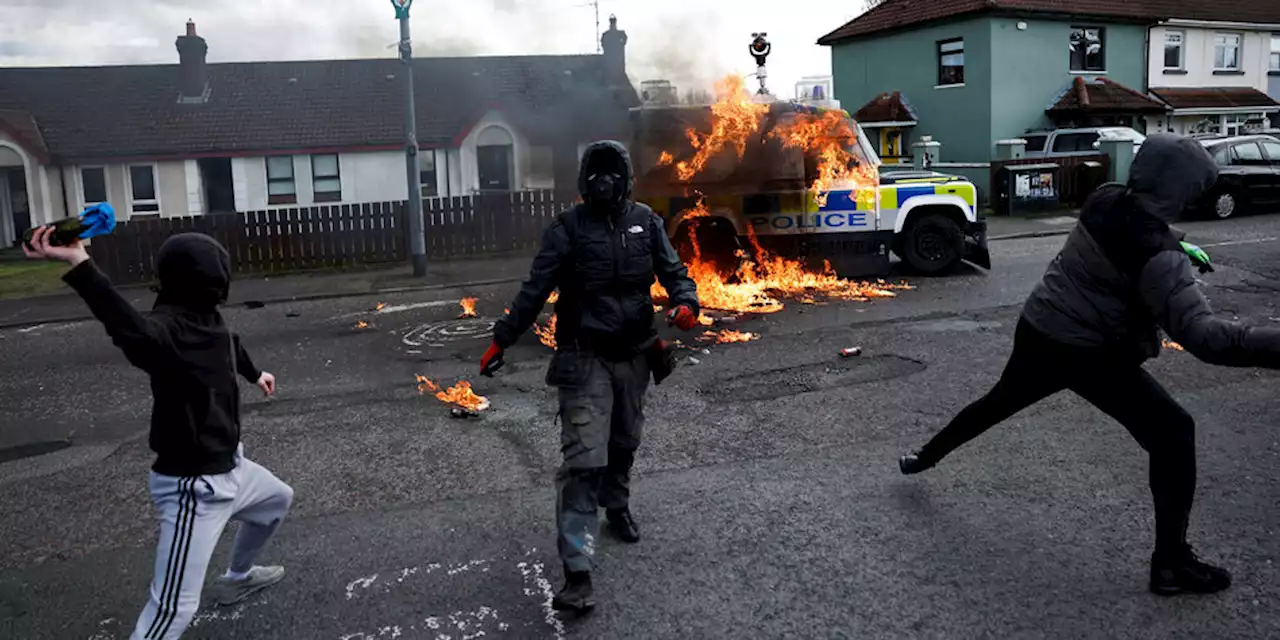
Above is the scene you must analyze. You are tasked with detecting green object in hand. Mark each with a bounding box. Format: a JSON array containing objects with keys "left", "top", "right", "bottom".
[{"left": 1181, "top": 241, "right": 1213, "bottom": 274}]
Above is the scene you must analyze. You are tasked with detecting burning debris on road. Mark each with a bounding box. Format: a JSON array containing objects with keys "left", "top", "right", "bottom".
[
  {"left": 354, "top": 320, "right": 371, "bottom": 329},
  {"left": 458, "top": 297, "right": 478, "bottom": 318},
  {"left": 1163, "top": 339, "right": 1185, "bottom": 351},
  {"left": 415, "top": 375, "right": 490, "bottom": 412},
  {"left": 375, "top": 302, "right": 387, "bottom": 311},
  {"left": 702, "top": 329, "right": 759, "bottom": 344}
]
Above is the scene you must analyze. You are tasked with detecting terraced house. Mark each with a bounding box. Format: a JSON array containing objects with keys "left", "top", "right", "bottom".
[
  {"left": 0, "top": 18, "right": 638, "bottom": 249},
  {"left": 819, "top": 0, "right": 1279, "bottom": 173}
]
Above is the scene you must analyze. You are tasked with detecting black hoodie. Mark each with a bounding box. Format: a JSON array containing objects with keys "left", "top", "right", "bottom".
[
  {"left": 493, "top": 140, "right": 700, "bottom": 357},
  {"left": 63, "top": 233, "right": 261, "bottom": 476},
  {"left": 1021, "top": 133, "right": 1280, "bottom": 367}
]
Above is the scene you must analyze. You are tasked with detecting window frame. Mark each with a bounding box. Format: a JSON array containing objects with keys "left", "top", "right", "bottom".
[
  {"left": 79, "top": 166, "right": 108, "bottom": 207},
  {"left": 1069, "top": 26, "right": 1106, "bottom": 73},
  {"left": 1231, "top": 141, "right": 1264, "bottom": 164},
  {"left": 1270, "top": 34, "right": 1280, "bottom": 72},
  {"left": 126, "top": 163, "right": 160, "bottom": 216},
  {"left": 1214, "top": 32, "right": 1242, "bottom": 71},
  {"left": 1163, "top": 30, "right": 1185, "bottom": 70},
  {"left": 310, "top": 153, "right": 342, "bottom": 203},
  {"left": 420, "top": 152, "right": 438, "bottom": 198},
  {"left": 265, "top": 155, "right": 297, "bottom": 205},
  {"left": 936, "top": 38, "right": 965, "bottom": 87}
]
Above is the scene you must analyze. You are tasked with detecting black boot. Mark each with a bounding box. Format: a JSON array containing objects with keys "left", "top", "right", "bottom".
[
  {"left": 606, "top": 508, "right": 640, "bottom": 543},
  {"left": 552, "top": 570, "right": 596, "bottom": 613},
  {"left": 899, "top": 449, "right": 938, "bottom": 475},
  {"left": 1149, "top": 546, "right": 1232, "bottom": 596}
]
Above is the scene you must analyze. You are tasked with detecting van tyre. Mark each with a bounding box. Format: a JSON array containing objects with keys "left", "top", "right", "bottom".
[{"left": 900, "top": 213, "right": 963, "bottom": 275}]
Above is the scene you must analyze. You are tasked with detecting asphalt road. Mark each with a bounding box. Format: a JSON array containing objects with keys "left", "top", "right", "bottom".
[{"left": 3, "top": 214, "right": 1280, "bottom": 639}]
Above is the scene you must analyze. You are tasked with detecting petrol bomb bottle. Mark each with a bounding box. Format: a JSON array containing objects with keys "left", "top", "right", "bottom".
[{"left": 22, "top": 203, "right": 117, "bottom": 248}]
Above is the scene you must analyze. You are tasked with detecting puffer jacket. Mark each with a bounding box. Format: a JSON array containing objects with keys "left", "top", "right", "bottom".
[
  {"left": 493, "top": 140, "right": 700, "bottom": 359},
  {"left": 1021, "top": 133, "right": 1280, "bottom": 367}
]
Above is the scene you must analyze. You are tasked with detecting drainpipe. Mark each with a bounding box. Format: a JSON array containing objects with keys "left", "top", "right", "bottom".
[
  {"left": 1141, "top": 24, "right": 1152, "bottom": 133},
  {"left": 59, "top": 164, "right": 72, "bottom": 217}
]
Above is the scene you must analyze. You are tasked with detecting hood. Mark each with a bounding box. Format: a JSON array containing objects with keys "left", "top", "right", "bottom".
[
  {"left": 154, "top": 233, "right": 232, "bottom": 310},
  {"left": 577, "top": 140, "right": 634, "bottom": 209},
  {"left": 1127, "top": 133, "right": 1219, "bottom": 223}
]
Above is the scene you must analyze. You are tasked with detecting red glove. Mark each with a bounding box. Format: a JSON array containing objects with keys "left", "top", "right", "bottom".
[
  {"left": 480, "top": 341, "right": 505, "bottom": 377},
  {"left": 667, "top": 305, "right": 698, "bottom": 331}
]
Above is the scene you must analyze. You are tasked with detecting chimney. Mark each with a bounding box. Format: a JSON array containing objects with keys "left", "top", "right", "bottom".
[
  {"left": 175, "top": 19, "right": 209, "bottom": 103},
  {"left": 600, "top": 14, "right": 627, "bottom": 86}
]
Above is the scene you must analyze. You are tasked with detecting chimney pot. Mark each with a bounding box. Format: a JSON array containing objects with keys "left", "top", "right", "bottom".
[
  {"left": 600, "top": 14, "right": 627, "bottom": 86},
  {"left": 186, "top": 19, "right": 197, "bottom": 37}
]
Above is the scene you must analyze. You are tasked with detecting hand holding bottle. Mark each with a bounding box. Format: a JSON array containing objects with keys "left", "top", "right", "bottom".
[{"left": 22, "top": 226, "right": 90, "bottom": 267}]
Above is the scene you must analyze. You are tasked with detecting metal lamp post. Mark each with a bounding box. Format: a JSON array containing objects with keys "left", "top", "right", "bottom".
[{"left": 392, "top": 0, "right": 427, "bottom": 276}]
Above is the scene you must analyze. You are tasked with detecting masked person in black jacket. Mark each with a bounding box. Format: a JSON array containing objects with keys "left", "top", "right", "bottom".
[
  {"left": 24, "top": 229, "right": 293, "bottom": 639},
  {"left": 480, "top": 141, "right": 700, "bottom": 613},
  {"left": 898, "top": 134, "right": 1280, "bottom": 596}
]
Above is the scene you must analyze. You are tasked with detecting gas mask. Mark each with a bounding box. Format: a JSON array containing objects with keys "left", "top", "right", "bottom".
[{"left": 586, "top": 171, "right": 624, "bottom": 207}]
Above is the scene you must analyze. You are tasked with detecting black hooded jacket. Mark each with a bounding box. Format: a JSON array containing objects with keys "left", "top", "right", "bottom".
[
  {"left": 493, "top": 140, "right": 700, "bottom": 358},
  {"left": 1021, "top": 133, "right": 1280, "bottom": 367},
  {"left": 63, "top": 233, "right": 261, "bottom": 476}
]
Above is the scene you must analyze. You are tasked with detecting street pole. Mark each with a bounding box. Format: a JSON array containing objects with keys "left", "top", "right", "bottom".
[{"left": 394, "top": 0, "right": 427, "bottom": 276}]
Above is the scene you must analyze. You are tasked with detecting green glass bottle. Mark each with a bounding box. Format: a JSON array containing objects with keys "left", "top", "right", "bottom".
[{"left": 22, "top": 215, "right": 86, "bottom": 248}]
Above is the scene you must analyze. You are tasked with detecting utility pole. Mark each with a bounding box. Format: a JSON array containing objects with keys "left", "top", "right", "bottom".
[{"left": 392, "top": 0, "right": 427, "bottom": 277}]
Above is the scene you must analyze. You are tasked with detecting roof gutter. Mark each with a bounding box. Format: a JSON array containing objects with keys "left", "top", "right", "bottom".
[
  {"left": 1167, "top": 106, "right": 1280, "bottom": 115},
  {"left": 1161, "top": 18, "right": 1280, "bottom": 31}
]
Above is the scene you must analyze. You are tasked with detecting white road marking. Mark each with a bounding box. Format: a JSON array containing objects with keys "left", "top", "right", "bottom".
[
  {"left": 332, "top": 300, "right": 457, "bottom": 321},
  {"left": 518, "top": 549, "right": 566, "bottom": 640},
  {"left": 1200, "top": 236, "right": 1277, "bottom": 248}
]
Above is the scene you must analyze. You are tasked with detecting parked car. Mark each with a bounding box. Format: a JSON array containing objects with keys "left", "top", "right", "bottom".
[
  {"left": 1196, "top": 135, "right": 1280, "bottom": 220},
  {"left": 1022, "top": 127, "right": 1146, "bottom": 159}
]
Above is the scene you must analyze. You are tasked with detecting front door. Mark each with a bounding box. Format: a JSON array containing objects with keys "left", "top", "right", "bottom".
[
  {"left": 476, "top": 145, "right": 513, "bottom": 191},
  {"left": 199, "top": 158, "right": 235, "bottom": 213}
]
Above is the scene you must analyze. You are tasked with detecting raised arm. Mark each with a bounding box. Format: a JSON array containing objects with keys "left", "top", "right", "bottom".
[{"left": 63, "top": 259, "right": 174, "bottom": 372}]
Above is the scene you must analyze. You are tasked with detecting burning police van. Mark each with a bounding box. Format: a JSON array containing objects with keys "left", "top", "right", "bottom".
[{"left": 628, "top": 78, "right": 990, "bottom": 278}]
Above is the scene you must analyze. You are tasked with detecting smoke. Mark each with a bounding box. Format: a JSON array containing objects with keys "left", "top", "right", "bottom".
[{"left": 627, "top": 11, "right": 729, "bottom": 101}]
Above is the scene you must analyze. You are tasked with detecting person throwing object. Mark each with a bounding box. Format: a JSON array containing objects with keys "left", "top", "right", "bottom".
[
  {"left": 480, "top": 141, "right": 700, "bottom": 614},
  {"left": 898, "top": 134, "right": 1280, "bottom": 596},
  {"left": 25, "top": 229, "right": 294, "bottom": 638}
]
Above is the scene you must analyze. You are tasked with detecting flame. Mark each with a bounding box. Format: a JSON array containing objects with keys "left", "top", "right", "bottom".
[
  {"left": 657, "top": 151, "right": 674, "bottom": 166},
  {"left": 704, "top": 329, "right": 759, "bottom": 343},
  {"left": 673, "top": 75, "right": 770, "bottom": 182},
  {"left": 697, "top": 312, "right": 715, "bottom": 326},
  {"left": 534, "top": 314, "right": 557, "bottom": 349},
  {"left": 415, "top": 375, "right": 490, "bottom": 411},
  {"left": 547, "top": 291, "right": 560, "bottom": 304},
  {"left": 375, "top": 302, "right": 387, "bottom": 311},
  {"left": 770, "top": 109, "right": 879, "bottom": 209},
  {"left": 355, "top": 320, "right": 370, "bottom": 329},
  {"left": 458, "top": 297, "right": 478, "bottom": 318},
  {"left": 652, "top": 212, "right": 912, "bottom": 315},
  {"left": 1163, "top": 339, "right": 1185, "bottom": 351}
]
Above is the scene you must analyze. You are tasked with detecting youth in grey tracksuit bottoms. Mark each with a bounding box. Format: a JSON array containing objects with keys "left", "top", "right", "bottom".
[
  {"left": 899, "top": 134, "right": 1280, "bottom": 596},
  {"left": 60, "top": 233, "right": 293, "bottom": 639}
]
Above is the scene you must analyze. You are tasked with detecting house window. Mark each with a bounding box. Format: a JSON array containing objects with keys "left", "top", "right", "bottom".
[
  {"left": 420, "top": 152, "right": 438, "bottom": 197},
  {"left": 311, "top": 154, "right": 341, "bottom": 202},
  {"left": 80, "top": 167, "right": 107, "bottom": 205},
  {"left": 128, "top": 165, "right": 159, "bottom": 214},
  {"left": 937, "top": 39, "right": 964, "bottom": 86},
  {"left": 1271, "top": 34, "right": 1280, "bottom": 71},
  {"left": 266, "top": 156, "right": 296, "bottom": 205},
  {"left": 1164, "top": 31, "right": 1184, "bottom": 70},
  {"left": 1214, "top": 33, "right": 1241, "bottom": 71},
  {"left": 1069, "top": 27, "right": 1105, "bottom": 72}
]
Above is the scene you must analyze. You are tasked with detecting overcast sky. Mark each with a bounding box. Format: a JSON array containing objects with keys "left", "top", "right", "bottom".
[{"left": 0, "top": 0, "right": 866, "bottom": 100}]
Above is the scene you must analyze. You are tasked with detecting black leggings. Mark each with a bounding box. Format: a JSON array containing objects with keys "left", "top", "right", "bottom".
[{"left": 921, "top": 318, "right": 1197, "bottom": 557}]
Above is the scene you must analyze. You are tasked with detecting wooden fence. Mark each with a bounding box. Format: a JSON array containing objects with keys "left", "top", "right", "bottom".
[
  {"left": 88, "top": 190, "right": 575, "bottom": 284},
  {"left": 989, "top": 154, "right": 1111, "bottom": 210}
]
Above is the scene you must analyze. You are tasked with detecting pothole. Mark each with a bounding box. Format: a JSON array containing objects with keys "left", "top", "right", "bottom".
[
  {"left": 701, "top": 355, "right": 927, "bottom": 402},
  {"left": 0, "top": 440, "right": 73, "bottom": 464}
]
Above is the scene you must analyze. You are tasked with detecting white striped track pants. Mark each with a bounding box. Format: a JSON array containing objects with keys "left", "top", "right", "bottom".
[{"left": 130, "top": 447, "right": 293, "bottom": 640}]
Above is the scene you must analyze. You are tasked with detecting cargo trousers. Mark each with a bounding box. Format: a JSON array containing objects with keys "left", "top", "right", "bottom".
[{"left": 548, "top": 347, "right": 650, "bottom": 573}]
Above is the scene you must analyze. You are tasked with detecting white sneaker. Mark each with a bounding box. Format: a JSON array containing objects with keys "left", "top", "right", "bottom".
[{"left": 211, "top": 565, "right": 286, "bottom": 606}]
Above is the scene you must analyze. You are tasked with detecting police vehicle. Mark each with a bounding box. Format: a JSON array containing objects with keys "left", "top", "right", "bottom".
[{"left": 628, "top": 98, "right": 990, "bottom": 277}]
